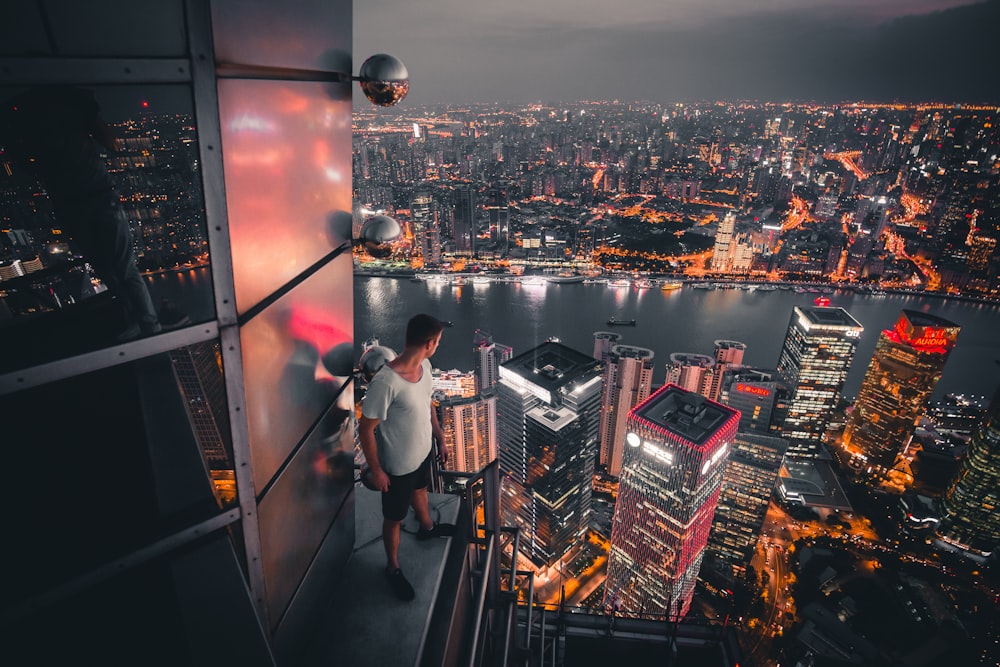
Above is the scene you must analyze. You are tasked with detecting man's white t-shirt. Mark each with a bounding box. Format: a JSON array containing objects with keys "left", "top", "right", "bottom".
[{"left": 361, "top": 358, "right": 433, "bottom": 476}]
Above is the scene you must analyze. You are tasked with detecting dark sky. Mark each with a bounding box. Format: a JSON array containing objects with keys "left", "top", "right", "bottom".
[{"left": 354, "top": 0, "right": 999, "bottom": 106}]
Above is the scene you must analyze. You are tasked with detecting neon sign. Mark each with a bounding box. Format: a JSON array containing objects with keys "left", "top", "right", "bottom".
[{"left": 735, "top": 383, "right": 771, "bottom": 398}]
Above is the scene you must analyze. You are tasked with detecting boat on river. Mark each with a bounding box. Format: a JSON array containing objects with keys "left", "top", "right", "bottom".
[{"left": 607, "top": 316, "right": 637, "bottom": 326}]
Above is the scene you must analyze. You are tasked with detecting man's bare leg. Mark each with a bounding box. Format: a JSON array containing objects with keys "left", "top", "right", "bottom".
[
  {"left": 411, "top": 486, "right": 434, "bottom": 532},
  {"left": 384, "top": 518, "right": 402, "bottom": 572}
]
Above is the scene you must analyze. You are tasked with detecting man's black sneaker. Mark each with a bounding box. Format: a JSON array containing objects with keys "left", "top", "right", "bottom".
[
  {"left": 385, "top": 567, "right": 415, "bottom": 601},
  {"left": 416, "top": 523, "right": 457, "bottom": 540}
]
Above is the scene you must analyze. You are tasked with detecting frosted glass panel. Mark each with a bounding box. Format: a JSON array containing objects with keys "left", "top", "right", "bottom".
[
  {"left": 240, "top": 251, "right": 353, "bottom": 491},
  {"left": 217, "top": 79, "right": 352, "bottom": 314},
  {"left": 211, "top": 0, "right": 350, "bottom": 71}
]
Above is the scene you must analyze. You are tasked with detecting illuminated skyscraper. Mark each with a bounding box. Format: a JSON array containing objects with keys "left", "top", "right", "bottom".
[
  {"left": 473, "top": 329, "right": 513, "bottom": 392},
  {"left": 453, "top": 183, "right": 476, "bottom": 256},
  {"left": 497, "top": 341, "right": 603, "bottom": 567},
  {"left": 710, "top": 210, "right": 736, "bottom": 272},
  {"left": 410, "top": 188, "right": 435, "bottom": 264},
  {"left": 603, "top": 385, "right": 740, "bottom": 618},
  {"left": 665, "top": 352, "right": 715, "bottom": 398},
  {"left": 842, "top": 310, "right": 960, "bottom": 474},
  {"left": 707, "top": 432, "right": 788, "bottom": 576},
  {"left": 935, "top": 387, "right": 1000, "bottom": 558},
  {"left": 435, "top": 390, "right": 497, "bottom": 474},
  {"left": 598, "top": 345, "right": 655, "bottom": 477},
  {"left": 776, "top": 306, "right": 863, "bottom": 460},
  {"left": 718, "top": 367, "right": 791, "bottom": 436}
]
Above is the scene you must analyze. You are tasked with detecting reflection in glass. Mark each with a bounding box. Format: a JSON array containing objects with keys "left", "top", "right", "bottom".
[
  {"left": 217, "top": 79, "right": 352, "bottom": 314},
  {"left": 241, "top": 252, "right": 353, "bottom": 491},
  {"left": 0, "top": 84, "right": 212, "bottom": 369},
  {"left": 170, "top": 340, "right": 237, "bottom": 508}
]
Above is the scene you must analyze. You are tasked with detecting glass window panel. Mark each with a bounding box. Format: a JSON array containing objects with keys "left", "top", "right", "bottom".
[
  {"left": 211, "top": 0, "right": 350, "bottom": 72},
  {"left": 257, "top": 396, "right": 355, "bottom": 628},
  {"left": 240, "top": 250, "right": 353, "bottom": 491},
  {"left": 0, "top": 84, "right": 214, "bottom": 371},
  {"left": 217, "top": 78, "right": 352, "bottom": 314},
  {"left": 41, "top": 0, "right": 188, "bottom": 57},
  {"left": 0, "top": 2, "right": 52, "bottom": 56},
  {"left": 2, "top": 341, "right": 236, "bottom": 605}
]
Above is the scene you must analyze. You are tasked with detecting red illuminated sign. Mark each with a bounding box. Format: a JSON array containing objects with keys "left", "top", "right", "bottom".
[{"left": 735, "top": 383, "right": 771, "bottom": 397}]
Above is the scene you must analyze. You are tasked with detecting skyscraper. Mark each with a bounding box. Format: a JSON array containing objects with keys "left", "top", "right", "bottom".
[
  {"left": 598, "top": 344, "right": 655, "bottom": 477},
  {"left": 718, "top": 367, "right": 790, "bottom": 436},
  {"left": 592, "top": 331, "right": 622, "bottom": 362},
  {"left": 711, "top": 339, "right": 746, "bottom": 401},
  {"left": 435, "top": 390, "right": 497, "bottom": 474},
  {"left": 603, "top": 385, "right": 740, "bottom": 618},
  {"left": 776, "top": 306, "right": 863, "bottom": 460},
  {"left": 410, "top": 188, "right": 435, "bottom": 265},
  {"left": 497, "top": 341, "right": 603, "bottom": 567},
  {"left": 473, "top": 329, "right": 513, "bottom": 392},
  {"left": 841, "top": 310, "right": 960, "bottom": 474},
  {"left": 935, "top": 387, "right": 1000, "bottom": 558},
  {"left": 707, "top": 432, "right": 788, "bottom": 576},
  {"left": 665, "top": 352, "right": 715, "bottom": 398},
  {"left": 710, "top": 210, "right": 736, "bottom": 273},
  {"left": 453, "top": 183, "right": 476, "bottom": 256}
]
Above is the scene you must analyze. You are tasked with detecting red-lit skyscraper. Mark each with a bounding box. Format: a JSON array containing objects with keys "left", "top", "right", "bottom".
[
  {"left": 841, "top": 310, "right": 960, "bottom": 475},
  {"left": 603, "top": 385, "right": 740, "bottom": 618}
]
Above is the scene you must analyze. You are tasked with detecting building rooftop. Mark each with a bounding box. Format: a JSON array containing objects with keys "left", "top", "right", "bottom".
[
  {"left": 798, "top": 306, "right": 863, "bottom": 330},
  {"left": 633, "top": 384, "right": 739, "bottom": 447},
  {"left": 901, "top": 309, "right": 960, "bottom": 330},
  {"left": 500, "top": 340, "right": 600, "bottom": 393}
]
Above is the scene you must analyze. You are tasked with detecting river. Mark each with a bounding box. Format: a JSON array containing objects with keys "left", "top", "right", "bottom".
[{"left": 354, "top": 277, "right": 1000, "bottom": 402}]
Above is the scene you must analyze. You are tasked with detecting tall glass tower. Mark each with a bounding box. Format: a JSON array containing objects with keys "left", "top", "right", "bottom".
[
  {"left": 776, "top": 306, "right": 863, "bottom": 459},
  {"left": 603, "top": 385, "right": 740, "bottom": 618},
  {"left": 842, "top": 310, "right": 960, "bottom": 474},
  {"left": 497, "top": 341, "right": 603, "bottom": 567},
  {"left": 936, "top": 387, "right": 1000, "bottom": 558},
  {"left": 707, "top": 432, "right": 788, "bottom": 576}
]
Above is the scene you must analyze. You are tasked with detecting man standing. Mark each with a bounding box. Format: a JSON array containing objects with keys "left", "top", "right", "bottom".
[{"left": 359, "top": 313, "right": 454, "bottom": 601}]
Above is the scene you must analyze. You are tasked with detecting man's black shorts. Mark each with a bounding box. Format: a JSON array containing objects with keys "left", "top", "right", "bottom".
[{"left": 382, "top": 453, "right": 432, "bottom": 522}]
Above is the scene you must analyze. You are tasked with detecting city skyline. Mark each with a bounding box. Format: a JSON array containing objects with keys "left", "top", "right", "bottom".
[{"left": 355, "top": 0, "right": 999, "bottom": 107}]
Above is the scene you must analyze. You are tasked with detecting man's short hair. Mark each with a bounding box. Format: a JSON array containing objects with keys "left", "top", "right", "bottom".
[{"left": 405, "top": 313, "right": 444, "bottom": 347}]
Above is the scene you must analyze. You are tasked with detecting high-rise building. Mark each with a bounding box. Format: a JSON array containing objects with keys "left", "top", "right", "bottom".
[
  {"left": 842, "top": 310, "right": 960, "bottom": 474},
  {"left": 410, "top": 188, "right": 435, "bottom": 265},
  {"left": 710, "top": 339, "right": 746, "bottom": 401},
  {"left": 707, "top": 432, "right": 788, "bottom": 576},
  {"left": 497, "top": 341, "right": 603, "bottom": 567},
  {"left": 665, "top": 352, "right": 715, "bottom": 398},
  {"left": 777, "top": 306, "right": 863, "bottom": 459},
  {"left": 598, "top": 344, "right": 655, "bottom": 477},
  {"left": 593, "top": 331, "right": 622, "bottom": 362},
  {"left": 453, "top": 183, "right": 476, "bottom": 256},
  {"left": 603, "top": 385, "right": 740, "bottom": 618},
  {"left": 936, "top": 387, "right": 1000, "bottom": 558},
  {"left": 718, "top": 367, "right": 791, "bottom": 435},
  {"left": 710, "top": 211, "right": 736, "bottom": 273},
  {"left": 435, "top": 390, "right": 497, "bottom": 475},
  {"left": 473, "top": 329, "right": 513, "bottom": 392}
]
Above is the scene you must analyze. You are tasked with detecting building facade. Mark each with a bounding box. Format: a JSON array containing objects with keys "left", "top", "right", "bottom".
[
  {"left": 841, "top": 310, "right": 960, "bottom": 474},
  {"left": 936, "top": 387, "right": 1000, "bottom": 558},
  {"left": 718, "top": 367, "right": 791, "bottom": 436},
  {"left": 707, "top": 432, "right": 788, "bottom": 575},
  {"left": 776, "top": 306, "right": 864, "bottom": 459},
  {"left": 603, "top": 385, "right": 740, "bottom": 618},
  {"left": 497, "top": 341, "right": 603, "bottom": 567},
  {"left": 598, "top": 344, "right": 655, "bottom": 477},
  {"left": 435, "top": 390, "right": 498, "bottom": 474},
  {"left": 473, "top": 329, "right": 513, "bottom": 392},
  {"left": 665, "top": 352, "right": 716, "bottom": 398}
]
